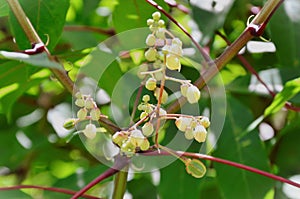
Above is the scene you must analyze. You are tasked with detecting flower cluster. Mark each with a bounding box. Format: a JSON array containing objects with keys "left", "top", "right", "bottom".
[
  {"left": 175, "top": 116, "right": 210, "bottom": 143},
  {"left": 63, "top": 92, "right": 104, "bottom": 139},
  {"left": 112, "top": 129, "right": 150, "bottom": 156}
]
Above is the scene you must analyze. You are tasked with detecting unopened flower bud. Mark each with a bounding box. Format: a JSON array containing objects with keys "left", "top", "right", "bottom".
[
  {"left": 90, "top": 108, "right": 101, "bottom": 121},
  {"left": 140, "top": 139, "right": 150, "bottom": 151},
  {"left": 63, "top": 118, "right": 76, "bottom": 130},
  {"left": 199, "top": 116, "right": 210, "bottom": 128},
  {"left": 145, "top": 48, "right": 157, "bottom": 62},
  {"left": 142, "top": 95, "right": 150, "bottom": 102},
  {"left": 158, "top": 19, "right": 165, "bottom": 27},
  {"left": 175, "top": 117, "right": 192, "bottom": 132},
  {"left": 77, "top": 108, "right": 87, "bottom": 120},
  {"left": 184, "top": 127, "right": 194, "bottom": 140},
  {"left": 85, "top": 98, "right": 95, "bottom": 109},
  {"left": 145, "top": 78, "right": 157, "bottom": 91},
  {"left": 83, "top": 123, "right": 97, "bottom": 139},
  {"left": 75, "top": 99, "right": 85, "bottom": 107},
  {"left": 166, "top": 54, "right": 181, "bottom": 71},
  {"left": 75, "top": 92, "right": 82, "bottom": 99},
  {"left": 146, "top": 34, "right": 156, "bottom": 46},
  {"left": 147, "top": 19, "right": 154, "bottom": 26},
  {"left": 186, "top": 85, "right": 200, "bottom": 104},
  {"left": 180, "top": 84, "right": 189, "bottom": 97},
  {"left": 142, "top": 122, "right": 154, "bottom": 137},
  {"left": 193, "top": 125, "right": 207, "bottom": 143},
  {"left": 152, "top": 11, "right": 161, "bottom": 20}
]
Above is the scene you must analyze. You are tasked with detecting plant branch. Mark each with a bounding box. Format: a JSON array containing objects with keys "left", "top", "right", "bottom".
[
  {"left": 0, "top": 185, "right": 99, "bottom": 199},
  {"left": 142, "top": 149, "right": 300, "bottom": 189},
  {"left": 216, "top": 30, "right": 300, "bottom": 112},
  {"left": 6, "top": 0, "right": 75, "bottom": 94},
  {"left": 71, "top": 155, "right": 130, "bottom": 199}
]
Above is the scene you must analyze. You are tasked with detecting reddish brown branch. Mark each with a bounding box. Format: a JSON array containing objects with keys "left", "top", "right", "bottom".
[
  {"left": 0, "top": 185, "right": 99, "bottom": 199},
  {"left": 216, "top": 30, "right": 300, "bottom": 112},
  {"left": 71, "top": 156, "right": 130, "bottom": 199},
  {"left": 142, "top": 149, "right": 300, "bottom": 189}
]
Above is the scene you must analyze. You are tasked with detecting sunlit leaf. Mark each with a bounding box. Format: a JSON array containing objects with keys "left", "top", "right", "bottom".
[{"left": 264, "top": 77, "right": 300, "bottom": 116}]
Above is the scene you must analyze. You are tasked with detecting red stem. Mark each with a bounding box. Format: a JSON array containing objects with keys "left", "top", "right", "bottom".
[
  {"left": 0, "top": 185, "right": 99, "bottom": 199},
  {"left": 142, "top": 150, "right": 300, "bottom": 189},
  {"left": 71, "top": 156, "right": 129, "bottom": 199}
]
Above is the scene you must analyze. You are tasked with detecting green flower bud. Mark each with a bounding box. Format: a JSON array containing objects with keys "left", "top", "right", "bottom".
[
  {"left": 142, "top": 95, "right": 150, "bottom": 102},
  {"left": 145, "top": 48, "right": 157, "bottom": 62},
  {"left": 142, "top": 122, "right": 154, "bottom": 137},
  {"left": 184, "top": 127, "right": 194, "bottom": 140},
  {"left": 147, "top": 19, "right": 154, "bottom": 26},
  {"left": 180, "top": 84, "right": 189, "bottom": 97},
  {"left": 75, "top": 99, "right": 85, "bottom": 107},
  {"left": 63, "top": 118, "right": 76, "bottom": 130},
  {"left": 85, "top": 98, "right": 95, "bottom": 109},
  {"left": 77, "top": 108, "right": 87, "bottom": 120},
  {"left": 75, "top": 92, "right": 82, "bottom": 99},
  {"left": 145, "top": 78, "right": 157, "bottom": 91},
  {"left": 158, "top": 19, "right": 165, "bottom": 27},
  {"left": 175, "top": 117, "right": 192, "bottom": 132},
  {"left": 152, "top": 11, "right": 161, "bottom": 20},
  {"left": 146, "top": 34, "right": 156, "bottom": 46},
  {"left": 140, "top": 139, "right": 150, "bottom": 151},
  {"left": 166, "top": 54, "right": 181, "bottom": 71},
  {"left": 140, "top": 111, "right": 149, "bottom": 120},
  {"left": 90, "top": 108, "right": 101, "bottom": 121},
  {"left": 199, "top": 116, "right": 210, "bottom": 128}
]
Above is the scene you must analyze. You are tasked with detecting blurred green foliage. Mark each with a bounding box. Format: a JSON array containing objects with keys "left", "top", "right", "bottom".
[{"left": 0, "top": 0, "right": 300, "bottom": 198}]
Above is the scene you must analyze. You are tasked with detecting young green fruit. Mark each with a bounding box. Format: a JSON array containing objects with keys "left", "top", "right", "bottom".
[{"left": 185, "top": 159, "right": 206, "bottom": 178}]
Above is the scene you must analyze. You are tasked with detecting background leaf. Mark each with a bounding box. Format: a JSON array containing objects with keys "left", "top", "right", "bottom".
[
  {"left": 213, "top": 96, "right": 274, "bottom": 199},
  {"left": 9, "top": 0, "right": 69, "bottom": 50}
]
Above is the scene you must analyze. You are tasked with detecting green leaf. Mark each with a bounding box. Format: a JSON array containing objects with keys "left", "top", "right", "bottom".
[
  {"left": 213, "top": 96, "right": 274, "bottom": 199},
  {"left": 268, "top": 0, "right": 300, "bottom": 67},
  {"left": 264, "top": 77, "right": 300, "bottom": 116},
  {"left": 127, "top": 175, "right": 158, "bottom": 199},
  {"left": 191, "top": 0, "right": 234, "bottom": 44},
  {"left": 158, "top": 159, "right": 203, "bottom": 199},
  {"left": 274, "top": 117, "right": 300, "bottom": 177},
  {"left": 0, "top": 0, "right": 8, "bottom": 17},
  {"left": 0, "top": 51, "right": 63, "bottom": 69},
  {"left": 112, "top": 0, "right": 166, "bottom": 33},
  {"left": 9, "top": 0, "right": 69, "bottom": 50},
  {"left": 0, "top": 78, "right": 43, "bottom": 120}
]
